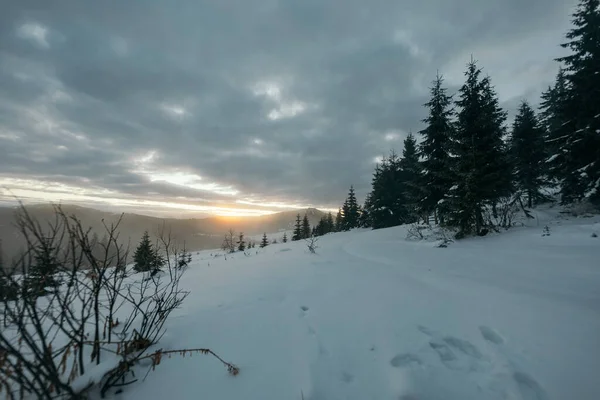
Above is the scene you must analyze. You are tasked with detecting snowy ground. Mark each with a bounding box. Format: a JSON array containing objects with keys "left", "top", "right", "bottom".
[{"left": 125, "top": 207, "right": 600, "bottom": 400}]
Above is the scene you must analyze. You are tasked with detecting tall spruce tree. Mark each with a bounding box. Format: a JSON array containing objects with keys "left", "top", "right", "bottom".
[
  {"left": 539, "top": 68, "right": 571, "bottom": 185},
  {"left": 359, "top": 194, "right": 373, "bottom": 228},
  {"left": 368, "top": 151, "right": 409, "bottom": 229},
  {"left": 510, "top": 101, "right": 548, "bottom": 207},
  {"left": 341, "top": 200, "right": 350, "bottom": 230},
  {"left": 342, "top": 186, "right": 360, "bottom": 230},
  {"left": 446, "top": 59, "right": 511, "bottom": 236},
  {"left": 314, "top": 216, "right": 330, "bottom": 236},
  {"left": 480, "top": 75, "right": 513, "bottom": 204},
  {"left": 301, "top": 214, "right": 311, "bottom": 239},
  {"left": 335, "top": 208, "right": 343, "bottom": 232},
  {"left": 399, "top": 133, "right": 422, "bottom": 223},
  {"left": 554, "top": 0, "right": 600, "bottom": 204},
  {"left": 326, "top": 212, "right": 335, "bottom": 232},
  {"left": 418, "top": 73, "right": 454, "bottom": 224},
  {"left": 292, "top": 214, "right": 302, "bottom": 241}
]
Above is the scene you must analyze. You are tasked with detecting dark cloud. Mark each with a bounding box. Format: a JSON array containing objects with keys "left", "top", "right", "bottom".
[{"left": 0, "top": 0, "right": 578, "bottom": 214}]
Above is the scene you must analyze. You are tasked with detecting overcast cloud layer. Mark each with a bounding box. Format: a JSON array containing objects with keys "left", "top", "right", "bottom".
[{"left": 0, "top": 0, "right": 576, "bottom": 216}]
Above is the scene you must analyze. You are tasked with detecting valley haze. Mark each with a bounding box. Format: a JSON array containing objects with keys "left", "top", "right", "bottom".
[{"left": 0, "top": 203, "right": 326, "bottom": 262}]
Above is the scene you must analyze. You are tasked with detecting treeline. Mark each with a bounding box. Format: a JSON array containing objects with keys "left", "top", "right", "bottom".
[
  {"left": 334, "top": 0, "right": 599, "bottom": 238},
  {"left": 291, "top": 212, "right": 336, "bottom": 239},
  {"left": 221, "top": 229, "right": 286, "bottom": 252}
]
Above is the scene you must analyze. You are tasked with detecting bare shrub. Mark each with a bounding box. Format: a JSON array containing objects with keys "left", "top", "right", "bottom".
[
  {"left": 305, "top": 236, "right": 319, "bottom": 254},
  {"left": 221, "top": 229, "right": 236, "bottom": 253},
  {"left": 406, "top": 223, "right": 429, "bottom": 241},
  {"left": 406, "top": 222, "right": 455, "bottom": 247},
  {"left": 0, "top": 204, "right": 236, "bottom": 399}
]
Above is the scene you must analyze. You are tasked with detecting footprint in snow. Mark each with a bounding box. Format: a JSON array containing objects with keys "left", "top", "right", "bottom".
[
  {"left": 443, "top": 336, "right": 484, "bottom": 359},
  {"left": 299, "top": 305, "right": 310, "bottom": 318},
  {"left": 479, "top": 325, "right": 505, "bottom": 345},
  {"left": 417, "top": 325, "right": 434, "bottom": 336},
  {"left": 513, "top": 372, "right": 548, "bottom": 400},
  {"left": 429, "top": 336, "right": 486, "bottom": 371},
  {"left": 390, "top": 353, "right": 422, "bottom": 368}
]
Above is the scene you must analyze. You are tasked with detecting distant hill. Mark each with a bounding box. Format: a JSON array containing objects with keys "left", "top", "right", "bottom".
[{"left": 0, "top": 204, "right": 327, "bottom": 263}]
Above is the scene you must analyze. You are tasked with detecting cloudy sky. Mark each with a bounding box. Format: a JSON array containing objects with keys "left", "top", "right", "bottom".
[{"left": 0, "top": 0, "right": 576, "bottom": 217}]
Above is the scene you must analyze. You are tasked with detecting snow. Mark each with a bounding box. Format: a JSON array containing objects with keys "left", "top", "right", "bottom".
[
  {"left": 103, "top": 209, "right": 600, "bottom": 398},
  {"left": 71, "top": 356, "right": 122, "bottom": 393}
]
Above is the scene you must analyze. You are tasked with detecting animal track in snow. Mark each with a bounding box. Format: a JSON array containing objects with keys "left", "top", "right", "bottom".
[{"left": 479, "top": 325, "right": 504, "bottom": 345}]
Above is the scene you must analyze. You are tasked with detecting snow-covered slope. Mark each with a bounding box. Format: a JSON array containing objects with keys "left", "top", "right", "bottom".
[{"left": 126, "top": 210, "right": 600, "bottom": 400}]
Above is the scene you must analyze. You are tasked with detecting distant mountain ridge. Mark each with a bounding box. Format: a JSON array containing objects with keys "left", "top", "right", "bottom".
[{"left": 0, "top": 204, "right": 326, "bottom": 263}]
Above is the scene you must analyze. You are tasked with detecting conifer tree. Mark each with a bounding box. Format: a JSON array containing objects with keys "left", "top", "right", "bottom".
[
  {"left": 326, "top": 212, "right": 335, "bottom": 232},
  {"left": 335, "top": 208, "right": 343, "bottom": 232},
  {"left": 237, "top": 232, "right": 246, "bottom": 252},
  {"left": 260, "top": 233, "right": 269, "bottom": 248},
  {"left": 133, "top": 231, "right": 159, "bottom": 273},
  {"left": 359, "top": 194, "right": 373, "bottom": 228},
  {"left": 341, "top": 200, "right": 350, "bottom": 231},
  {"left": 177, "top": 246, "right": 192, "bottom": 269},
  {"left": 446, "top": 59, "right": 511, "bottom": 236},
  {"left": 282, "top": 232, "right": 288, "bottom": 243},
  {"left": 0, "top": 240, "right": 19, "bottom": 301},
  {"left": 510, "top": 101, "right": 548, "bottom": 207},
  {"left": 368, "top": 151, "right": 409, "bottom": 229},
  {"left": 25, "top": 242, "right": 61, "bottom": 296},
  {"left": 481, "top": 75, "right": 513, "bottom": 204},
  {"left": 342, "top": 186, "right": 360, "bottom": 230},
  {"left": 292, "top": 214, "right": 302, "bottom": 241},
  {"left": 314, "top": 217, "right": 323, "bottom": 236},
  {"left": 301, "top": 213, "right": 311, "bottom": 239},
  {"left": 554, "top": 0, "right": 600, "bottom": 204},
  {"left": 418, "top": 73, "right": 454, "bottom": 224},
  {"left": 539, "top": 68, "right": 571, "bottom": 184},
  {"left": 399, "top": 133, "right": 422, "bottom": 223}
]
